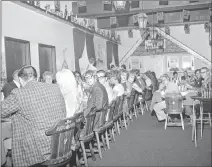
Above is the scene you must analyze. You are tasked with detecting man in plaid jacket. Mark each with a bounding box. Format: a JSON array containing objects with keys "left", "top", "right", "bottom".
[{"left": 1, "top": 65, "right": 66, "bottom": 167}]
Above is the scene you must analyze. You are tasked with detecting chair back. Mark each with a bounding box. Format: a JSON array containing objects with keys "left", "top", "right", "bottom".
[
  {"left": 128, "top": 89, "right": 136, "bottom": 109},
  {"left": 118, "top": 95, "right": 125, "bottom": 114},
  {"left": 107, "top": 100, "right": 116, "bottom": 122},
  {"left": 113, "top": 96, "right": 121, "bottom": 118},
  {"left": 73, "top": 112, "right": 84, "bottom": 141},
  {"left": 45, "top": 117, "right": 77, "bottom": 165},
  {"left": 84, "top": 107, "right": 96, "bottom": 136},
  {"left": 99, "top": 105, "right": 108, "bottom": 126},
  {"left": 133, "top": 93, "right": 139, "bottom": 105},
  {"left": 165, "top": 93, "right": 183, "bottom": 114}
]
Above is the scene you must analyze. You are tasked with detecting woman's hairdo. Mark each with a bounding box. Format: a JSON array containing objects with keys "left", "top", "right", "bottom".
[
  {"left": 42, "top": 71, "right": 53, "bottom": 78},
  {"left": 18, "top": 65, "right": 37, "bottom": 81}
]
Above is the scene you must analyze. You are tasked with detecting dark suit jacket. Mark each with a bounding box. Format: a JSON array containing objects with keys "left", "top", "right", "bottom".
[
  {"left": 2, "top": 81, "right": 18, "bottom": 98},
  {"left": 85, "top": 82, "right": 108, "bottom": 128}
]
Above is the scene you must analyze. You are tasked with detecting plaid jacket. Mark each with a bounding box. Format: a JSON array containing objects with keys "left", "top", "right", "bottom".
[{"left": 1, "top": 81, "right": 66, "bottom": 167}]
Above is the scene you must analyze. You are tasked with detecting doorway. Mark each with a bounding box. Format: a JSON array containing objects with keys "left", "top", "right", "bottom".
[
  {"left": 4, "top": 37, "right": 31, "bottom": 82},
  {"left": 38, "top": 44, "right": 56, "bottom": 81}
]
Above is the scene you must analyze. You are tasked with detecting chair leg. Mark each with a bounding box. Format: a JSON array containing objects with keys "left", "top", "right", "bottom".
[
  {"left": 111, "top": 128, "right": 115, "bottom": 142},
  {"left": 101, "top": 134, "right": 107, "bottom": 151},
  {"left": 117, "top": 121, "right": 120, "bottom": 135},
  {"left": 165, "top": 114, "right": 168, "bottom": 130},
  {"left": 75, "top": 150, "right": 80, "bottom": 167},
  {"left": 95, "top": 132, "right": 102, "bottom": 159},
  {"left": 105, "top": 130, "right": 110, "bottom": 149},
  {"left": 89, "top": 142, "right": 96, "bottom": 161},
  {"left": 180, "top": 114, "right": 184, "bottom": 130},
  {"left": 200, "top": 105, "right": 203, "bottom": 138},
  {"left": 140, "top": 102, "right": 144, "bottom": 115},
  {"left": 80, "top": 141, "right": 88, "bottom": 167},
  {"left": 208, "top": 113, "right": 211, "bottom": 127},
  {"left": 114, "top": 121, "right": 118, "bottom": 135},
  {"left": 123, "top": 113, "right": 127, "bottom": 130}
]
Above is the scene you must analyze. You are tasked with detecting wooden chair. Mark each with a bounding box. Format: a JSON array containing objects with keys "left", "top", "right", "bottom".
[
  {"left": 113, "top": 96, "right": 122, "bottom": 135},
  {"left": 164, "top": 93, "right": 184, "bottom": 130},
  {"left": 118, "top": 95, "right": 128, "bottom": 130},
  {"left": 93, "top": 105, "right": 108, "bottom": 159},
  {"left": 78, "top": 107, "right": 96, "bottom": 167},
  {"left": 104, "top": 100, "right": 116, "bottom": 146},
  {"left": 128, "top": 91, "right": 137, "bottom": 120},
  {"left": 41, "top": 116, "right": 79, "bottom": 167}
]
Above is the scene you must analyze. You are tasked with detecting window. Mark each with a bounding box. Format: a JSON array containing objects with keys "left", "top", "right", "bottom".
[
  {"left": 131, "top": 1, "right": 140, "bottom": 9},
  {"left": 159, "top": 1, "right": 169, "bottom": 5},
  {"left": 5, "top": 37, "right": 31, "bottom": 82},
  {"left": 38, "top": 44, "right": 56, "bottom": 80},
  {"left": 189, "top": 1, "right": 199, "bottom": 3}
]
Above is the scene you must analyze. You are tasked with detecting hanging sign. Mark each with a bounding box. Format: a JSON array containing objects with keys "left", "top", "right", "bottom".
[{"left": 145, "top": 39, "right": 165, "bottom": 50}]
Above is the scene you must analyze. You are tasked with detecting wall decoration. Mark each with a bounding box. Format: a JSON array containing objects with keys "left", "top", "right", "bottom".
[
  {"left": 182, "top": 55, "right": 194, "bottom": 71},
  {"left": 165, "top": 26, "right": 170, "bottom": 35},
  {"left": 182, "top": 9, "right": 190, "bottom": 21},
  {"left": 128, "top": 29, "right": 133, "bottom": 38},
  {"left": 204, "top": 22, "right": 210, "bottom": 33},
  {"left": 103, "top": 1, "right": 112, "bottom": 11},
  {"left": 145, "top": 39, "right": 165, "bottom": 50},
  {"left": 167, "top": 56, "right": 180, "bottom": 71},
  {"left": 184, "top": 24, "right": 190, "bottom": 34},
  {"left": 54, "top": 1, "right": 60, "bottom": 12},
  {"left": 157, "top": 12, "right": 164, "bottom": 23}
]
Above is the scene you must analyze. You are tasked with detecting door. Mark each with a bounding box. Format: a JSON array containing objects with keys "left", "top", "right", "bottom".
[
  {"left": 38, "top": 44, "right": 56, "bottom": 80},
  {"left": 5, "top": 37, "right": 31, "bottom": 82}
]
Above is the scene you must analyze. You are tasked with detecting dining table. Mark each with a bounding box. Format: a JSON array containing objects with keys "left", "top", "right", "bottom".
[{"left": 1, "top": 118, "right": 12, "bottom": 166}]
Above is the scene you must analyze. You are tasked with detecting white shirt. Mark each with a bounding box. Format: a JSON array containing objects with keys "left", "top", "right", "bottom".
[
  {"left": 13, "top": 80, "right": 20, "bottom": 88},
  {"left": 113, "top": 84, "right": 125, "bottom": 97}
]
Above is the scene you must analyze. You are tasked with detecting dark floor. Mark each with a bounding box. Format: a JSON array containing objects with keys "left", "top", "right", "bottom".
[{"left": 88, "top": 112, "right": 212, "bottom": 166}]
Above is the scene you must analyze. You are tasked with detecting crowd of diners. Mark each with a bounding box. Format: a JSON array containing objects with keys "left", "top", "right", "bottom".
[{"left": 1, "top": 64, "right": 212, "bottom": 167}]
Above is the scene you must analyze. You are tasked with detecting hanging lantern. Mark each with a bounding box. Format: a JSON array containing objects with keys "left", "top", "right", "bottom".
[
  {"left": 157, "top": 12, "right": 164, "bottom": 23},
  {"left": 113, "top": 1, "right": 126, "bottom": 10},
  {"left": 165, "top": 26, "right": 170, "bottom": 35},
  {"left": 182, "top": 9, "right": 190, "bottom": 21},
  {"left": 137, "top": 12, "right": 148, "bottom": 29}
]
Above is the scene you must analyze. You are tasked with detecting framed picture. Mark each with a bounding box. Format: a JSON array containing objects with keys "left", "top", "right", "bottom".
[{"left": 167, "top": 56, "right": 179, "bottom": 71}]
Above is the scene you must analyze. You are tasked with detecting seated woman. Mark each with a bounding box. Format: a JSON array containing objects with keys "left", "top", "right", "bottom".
[
  {"left": 153, "top": 75, "right": 180, "bottom": 122},
  {"left": 150, "top": 82, "right": 165, "bottom": 116},
  {"left": 56, "top": 69, "right": 79, "bottom": 118}
]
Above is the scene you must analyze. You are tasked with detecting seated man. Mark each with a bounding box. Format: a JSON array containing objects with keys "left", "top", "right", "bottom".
[
  {"left": 81, "top": 70, "right": 108, "bottom": 136},
  {"left": 2, "top": 69, "right": 20, "bottom": 99},
  {"left": 1, "top": 65, "right": 66, "bottom": 167},
  {"left": 153, "top": 75, "right": 179, "bottom": 122}
]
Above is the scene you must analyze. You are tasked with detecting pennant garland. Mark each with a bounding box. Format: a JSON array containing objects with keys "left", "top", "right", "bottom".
[{"left": 110, "top": 17, "right": 117, "bottom": 25}]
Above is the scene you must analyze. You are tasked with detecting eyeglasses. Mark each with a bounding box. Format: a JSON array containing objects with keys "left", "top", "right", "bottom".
[
  {"left": 201, "top": 71, "right": 207, "bottom": 74},
  {"left": 85, "top": 74, "right": 93, "bottom": 80}
]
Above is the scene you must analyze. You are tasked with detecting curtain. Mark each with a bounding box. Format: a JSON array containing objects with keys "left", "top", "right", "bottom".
[
  {"left": 113, "top": 43, "right": 119, "bottom": 67},
  {"left": 5, "top": 38, "right": 31, "bottom": 82},
  {"left": 106, "top": 41, "right": 113, "bottom": 69},
  {"left": 73, "top": 28, "right": 86, "bottom": 72},
  {"left": 86, "top": 33, "right": 96, "bottom": 65},
  {"left": 38, "top": 44, "right": 56, "bottom": 79}
]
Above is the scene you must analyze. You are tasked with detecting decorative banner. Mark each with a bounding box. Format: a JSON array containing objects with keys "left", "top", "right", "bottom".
[
  {"left": 131, "top": 1, "right": 139, "bottom": 8},
  {"left": 133, "top": 15, "right": 138, "bottom": 24},
  {"left": 110, "top": 17, "right": 117, "bottom": 25},
  {"left": 94, "top": 36, "right": 107, "bottom": 70},
  {"left": 54, "top": 1, "right": 60, "bottom": 12},
  {"left": 182, "top": 55, "right": 194, "bottom": 71},
  {"left": 184, "top": 24, "right": 190, "bottom": 34},
  {"left": 167, "top": 56, "right": 180, "bottom": 71},
  {"left": 78, "top": 1, "right": 87, "bottom": 13},
  {"left": 157, "top": 12, "right": 164, "bottom": 22},
  {"left": 103, "top": 1, "right": 112, "bottom": 11},
  {"left": 145, "top": 39, "right": 165, "bottom": 50},
  {"left": 165, "top": 26, "right": 170, "bottom": 35},
  {"left": 204, "top": 22, "right": 210, "bottom": 32},
  {"left": 128, "top": 29, "right": 133, "bottom": 38},
  {"left": 183, "top": 9, "right": 190, "bottom": 21}
]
